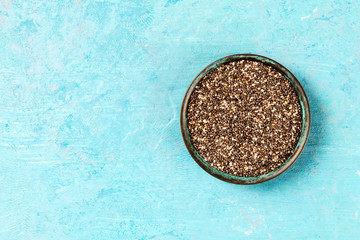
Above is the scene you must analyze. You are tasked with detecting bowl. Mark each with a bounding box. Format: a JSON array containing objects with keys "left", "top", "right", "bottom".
[{"left": 180, "top": 54, "right": 311, "bottom": 184}]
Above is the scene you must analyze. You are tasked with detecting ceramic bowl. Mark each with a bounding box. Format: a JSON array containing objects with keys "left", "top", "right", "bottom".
[{"left": 180, "top": 54, "right": 311, "bottom": 184}]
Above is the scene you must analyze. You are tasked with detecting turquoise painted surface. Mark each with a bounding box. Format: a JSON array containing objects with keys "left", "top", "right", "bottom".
[{"left": 0, "top": 0, "right": 359, "bottom": 239}]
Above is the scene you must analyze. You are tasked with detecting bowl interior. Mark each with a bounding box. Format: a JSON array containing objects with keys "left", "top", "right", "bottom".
[{"left": 180, "top": 54, "right": 311, "bottom": 184}]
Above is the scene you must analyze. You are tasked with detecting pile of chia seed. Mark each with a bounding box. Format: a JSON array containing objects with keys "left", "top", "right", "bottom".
[{"left": 187, "top": 60, "right": 302, "bottom": 177}]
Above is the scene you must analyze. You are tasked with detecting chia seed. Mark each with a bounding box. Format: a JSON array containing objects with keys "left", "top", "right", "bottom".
[{"left": 186, "top": 60, "right": 302, "bottom": 177}]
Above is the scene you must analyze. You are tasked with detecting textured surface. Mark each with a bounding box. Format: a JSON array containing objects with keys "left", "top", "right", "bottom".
[{"left": 0, "top": 0, "right": 359, "bottom": 239}]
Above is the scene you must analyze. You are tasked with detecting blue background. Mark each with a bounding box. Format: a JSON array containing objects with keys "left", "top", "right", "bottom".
[{"left": 1, "top": 0, "right": 360, "bottom": 239}]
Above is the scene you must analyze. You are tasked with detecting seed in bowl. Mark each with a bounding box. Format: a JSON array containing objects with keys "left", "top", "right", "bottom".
[{"left": 187, "top": 60, "right": 302, "bottom": 177}]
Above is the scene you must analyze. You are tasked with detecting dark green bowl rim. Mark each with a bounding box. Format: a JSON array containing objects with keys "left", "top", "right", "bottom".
[{"left": 180, "top": 54, "right": 311, "bottom": 185}]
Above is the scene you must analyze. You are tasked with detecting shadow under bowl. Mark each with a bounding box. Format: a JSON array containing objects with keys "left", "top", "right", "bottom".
[{"left": 180, "top": 54, "right": 311, "bottom": 185}]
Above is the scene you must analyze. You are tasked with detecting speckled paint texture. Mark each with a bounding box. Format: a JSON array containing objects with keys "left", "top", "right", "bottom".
[{"left": 0, "top": 0, "right": 359, "bottom": 239}]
